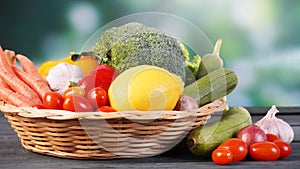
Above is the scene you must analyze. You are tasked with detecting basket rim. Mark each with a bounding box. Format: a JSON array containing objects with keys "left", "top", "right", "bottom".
[{"left": 0, "top": 99, "right": 226, "bottom": 121}]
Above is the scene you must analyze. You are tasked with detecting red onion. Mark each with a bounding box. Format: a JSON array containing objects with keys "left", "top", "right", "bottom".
[
  {"left": 174, "top": 95, "right": 198, "bottom": 111},
  {"left": 236, "top": 125, "right": 267, "bottom": 147}
]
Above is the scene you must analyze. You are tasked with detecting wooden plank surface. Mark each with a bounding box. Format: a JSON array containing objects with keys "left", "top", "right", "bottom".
[
  {"left": 0, "top": 108, "right": 299, "bottom": 169},
  {"left": 207, "top": 107, "right": 300, "bottom": 141}
]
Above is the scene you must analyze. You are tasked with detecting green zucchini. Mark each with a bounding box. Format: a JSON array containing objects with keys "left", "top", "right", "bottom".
[
  {"left": 187, "top": 106, "right": 252, "bottom": 157},
  {"left": 183, "top": 68, "right": 238, "bottom": 107}
]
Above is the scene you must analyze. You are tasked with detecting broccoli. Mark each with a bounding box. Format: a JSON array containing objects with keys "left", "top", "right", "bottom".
[
  {"left": 185, "top": 54, "right": 201, "bottom": 75},
  {"left": 91, "top": 22, "right": 199, "bottom": 82}
]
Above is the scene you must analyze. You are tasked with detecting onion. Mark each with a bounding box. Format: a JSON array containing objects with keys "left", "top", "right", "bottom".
[
  {"left": 46, "top": 62, "right": 84, "bottom": 94},
  {"left": 174, "top": 95, "right": 198, "bottom": 111},
  {"left": 236, "top": 125, "right": 267, "bottom": 147},
  {"left": 255, "top": 105, "right": 294, "bottom": 144}
]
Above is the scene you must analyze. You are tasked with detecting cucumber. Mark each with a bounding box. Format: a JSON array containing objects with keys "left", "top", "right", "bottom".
[
  {"left": 187, "top": 107, "right": 252, "bottom": 157},
  {"left": 183, "top": 68, "right": 238, "bottom": 107}
]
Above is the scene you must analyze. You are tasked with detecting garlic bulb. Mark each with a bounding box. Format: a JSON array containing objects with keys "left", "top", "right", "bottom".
[
  {"left": 255, "top": 105, "right": 294, "bottom": 144},
  {"left": 46, "top": 62, "right": 84, "bottom": 94}
]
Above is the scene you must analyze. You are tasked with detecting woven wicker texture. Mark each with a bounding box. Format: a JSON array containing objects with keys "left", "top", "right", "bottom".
[{"left": 0, "top": 99, "right": 226, "bottom": 159}]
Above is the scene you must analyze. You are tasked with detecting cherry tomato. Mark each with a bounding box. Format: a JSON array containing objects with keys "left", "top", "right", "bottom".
[
  {"left": 87, "top": 87, "right": 108, "bottom": 108},
  {"left": 273, "top": 140, "right": 292, "bottom": 159},
  {"left": 266, "top": 133, "right": 280, "bottom": 142},
  {"left": 218, "top": 138, "right": 248, "bottom": 162},
  {"left": 63, "top": 94, "right": 93, "bottom": 112},
  {"left": 32, "top": 104, "right": 45, "bottom": 109},
  {"left": 43, "top": 92, "right": 64, "bottom": 109},
  {"left": 62, "top": 86, "right": 85, "bottom": 99},
  {"left": 212, "top": 148, "right": 233, "bottom": 165},
  {"left": 250, "top": 141, "right": 280, "bottom": 161},
  {"left": 96, "top": 106, "right": 116, "bottom": 112}
]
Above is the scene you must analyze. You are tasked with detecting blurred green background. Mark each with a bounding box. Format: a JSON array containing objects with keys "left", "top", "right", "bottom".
[{"left": 1, "top": 0, "right": 300, "bottom": 107}]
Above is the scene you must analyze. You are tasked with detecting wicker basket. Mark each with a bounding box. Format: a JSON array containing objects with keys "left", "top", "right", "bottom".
[{"left": 0, "top": 99, "right": 226, "bottom": 159}]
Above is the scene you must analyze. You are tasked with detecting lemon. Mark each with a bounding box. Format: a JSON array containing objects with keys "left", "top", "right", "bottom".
[{"left": 108, "top": 65, "right": 184, "bottom": 111}]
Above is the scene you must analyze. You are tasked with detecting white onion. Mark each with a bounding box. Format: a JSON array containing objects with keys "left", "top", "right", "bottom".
[{"left": 255, "top": 105, "right": 294, "bottom": 144}]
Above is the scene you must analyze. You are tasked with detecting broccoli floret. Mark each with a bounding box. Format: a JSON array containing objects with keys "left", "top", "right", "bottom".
[
  {"left": 186, "top": 54, "right": 201, "bottom": 75},
  {"left": 92, "top": 22, "right": 194, "bottom": 82}
]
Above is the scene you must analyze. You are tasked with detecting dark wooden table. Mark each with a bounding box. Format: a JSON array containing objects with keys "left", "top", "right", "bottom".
[{"left": 1, "top": 107, "right": 299, "bottom": 169}]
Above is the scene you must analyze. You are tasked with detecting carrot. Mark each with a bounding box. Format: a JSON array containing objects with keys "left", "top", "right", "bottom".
[
  {"left": 0, "top": 81, "right": 35, "bottom": 107},
  {"left": 4, "top": 50, "right": 16, "bottom": 65},
  {"left": 12, "top": 66, "right": 51, "bottom": 100},
  {"left": 16, "top": 54, "right": 47, "bottom": 84},
  {"left": 0, "top": 73, "right": 10, "bottom": 89},
  {"left": 0, "top": 67, "right": 42, "bottom": 105},
  {"left": 0, "top": 47, "right": 42, "bottom": 104},
  {"left": 0, "top": 46, "right": 15, "bottom": 75}
]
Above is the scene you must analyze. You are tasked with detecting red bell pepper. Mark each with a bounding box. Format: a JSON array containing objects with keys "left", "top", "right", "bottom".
[{"left": 78, "top": 64, "right": 119, "bottom": 94}]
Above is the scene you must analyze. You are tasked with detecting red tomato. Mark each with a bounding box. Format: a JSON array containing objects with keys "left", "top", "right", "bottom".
[
  {"left": 63, "top": 95, "right": 93, "bottom": 112},
  {"left": 96, "top": 106, "right": 116, "bottom": 112},
  {"left": 218, "top": 138, "right": 248, "bottom": 162},
  {"left": 87, "top": 87, "right": 108, "bottom": 108},
  {"left": 273, "top": 140, "right": 292, "bottom": 159},
  {"left": 32, "top": 104, "right": 45, "bottom": 109},
  {"left": 43, "top": 92, "right": 64, "bottom": 109},
  {"left": 250, "top": 141, "right": 280, "bottom": 161},
  {"left": 212, "top": 148, "right": 233, "bottom": 165},
  {"left": 62, "top": 87, "right": 85, "bottom": 99},
  {"left": 266, "top": 133, "right": 280, "bottom": 142}
]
